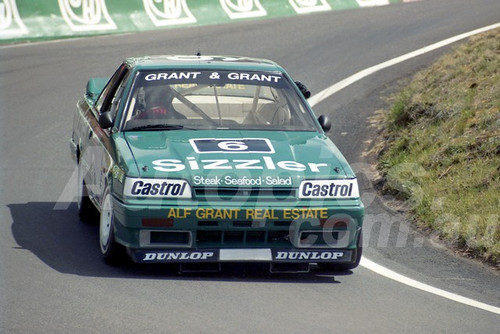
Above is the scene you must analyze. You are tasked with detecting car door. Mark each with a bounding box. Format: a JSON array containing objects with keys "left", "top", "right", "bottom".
[{"left": 86, "top": 64, "right": 130, "bottom": 205}]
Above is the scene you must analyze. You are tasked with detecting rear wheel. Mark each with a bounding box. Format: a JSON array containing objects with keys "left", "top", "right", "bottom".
[{"left": 100, "top": 188, "right": 125, "bottom": 264}]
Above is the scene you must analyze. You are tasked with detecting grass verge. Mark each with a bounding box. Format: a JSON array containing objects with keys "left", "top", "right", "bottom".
[{"left": 377, "top": 28, "right": 499, "bottom": 267}]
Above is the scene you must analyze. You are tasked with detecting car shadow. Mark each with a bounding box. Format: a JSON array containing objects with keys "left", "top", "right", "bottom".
[{"left": 8, "top": 202, "right": 354, "bottom": 283}]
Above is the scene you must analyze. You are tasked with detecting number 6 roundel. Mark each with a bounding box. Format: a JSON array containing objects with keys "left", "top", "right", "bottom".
[
  {"left": 217, "top": 141, "right": 248, "bottom": 151},
  {"left": 189, "top": 138, "right": 275, "bottom": 154}
]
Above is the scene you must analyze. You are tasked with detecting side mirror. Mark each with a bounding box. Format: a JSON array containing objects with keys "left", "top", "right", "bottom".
[
  {"left": 317, "top": 115, "right": 331, "bottom": 132},
  {"left": 86, "top": 77, "right": 109, "bottom": 104},
  {"left": 99, "top": 111, "right": 114, "bottom": 129},
  {"left": 294, "top": 80, "right": 311, "bottom": 99}
]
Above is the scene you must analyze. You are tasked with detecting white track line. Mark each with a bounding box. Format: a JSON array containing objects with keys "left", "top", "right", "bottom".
[
  {"left": 308, "top": 22, "right": 500, "bottom": 107},
  {"left": 310, "top": 22, "right": 500, "bottom": 315},
  {"left": 361, "top": 258, "right": 500, "bottom": 314}
]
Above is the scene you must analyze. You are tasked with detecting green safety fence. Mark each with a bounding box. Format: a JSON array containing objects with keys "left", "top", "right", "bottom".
[{"left": 0, "top": 0, "right": 406, "bottom": 44}]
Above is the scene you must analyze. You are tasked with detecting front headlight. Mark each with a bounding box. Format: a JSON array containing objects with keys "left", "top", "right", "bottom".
[
  {"left": 123, "top": 177, "right": 192, "bottom": 199},
  {"left": 298, "top": 179, "right": 359, "bottom": 199}
]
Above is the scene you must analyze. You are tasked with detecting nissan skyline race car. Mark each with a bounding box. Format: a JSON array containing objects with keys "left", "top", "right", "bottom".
[{"left": 70, "top": 55, "right": 364, "bottom": 273}]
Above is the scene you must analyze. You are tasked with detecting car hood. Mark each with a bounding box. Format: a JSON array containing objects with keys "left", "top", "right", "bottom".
[{"left": 123, "top": 130, "right": 355, "bottom": 187}]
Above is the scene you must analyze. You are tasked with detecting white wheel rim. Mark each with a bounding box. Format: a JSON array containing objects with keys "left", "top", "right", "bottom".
[{"left": 100, "top": 193, "right": 113, "bottom": 253}]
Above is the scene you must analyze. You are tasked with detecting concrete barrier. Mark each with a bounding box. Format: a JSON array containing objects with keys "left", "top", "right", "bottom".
[{"left": 0, "top": 0, "right": 404, "bottom": 44}]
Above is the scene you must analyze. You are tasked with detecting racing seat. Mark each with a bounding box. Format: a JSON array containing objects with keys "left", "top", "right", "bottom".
[
  {"left": 257, "top": 103, "right": 290, "bottom": 125},
  {"left": 242, "top": 101, "right": 291, "bottom": 126}
]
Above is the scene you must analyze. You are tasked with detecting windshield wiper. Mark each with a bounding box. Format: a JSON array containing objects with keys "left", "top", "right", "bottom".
[{"left": 126, "top": 124, "right": 188, "bottom": 131}]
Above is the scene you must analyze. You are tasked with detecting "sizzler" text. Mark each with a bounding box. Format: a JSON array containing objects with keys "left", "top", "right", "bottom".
[{"left": 153, "top": 156, "right": 328, "bottom": 173}]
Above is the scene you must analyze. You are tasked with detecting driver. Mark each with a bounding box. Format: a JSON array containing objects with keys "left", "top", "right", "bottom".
[{"left": 136, "top": 86, "right": 186, "bottom": 120}]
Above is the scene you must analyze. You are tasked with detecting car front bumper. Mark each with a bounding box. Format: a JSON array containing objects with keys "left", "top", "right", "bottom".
[{"left": 110, "top": 194, "right": 363, "bottom": 265}]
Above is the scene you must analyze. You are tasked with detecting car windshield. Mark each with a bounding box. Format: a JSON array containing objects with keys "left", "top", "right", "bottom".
[{"left": 123, "top": 69, "right": 319, "bottom": 131}]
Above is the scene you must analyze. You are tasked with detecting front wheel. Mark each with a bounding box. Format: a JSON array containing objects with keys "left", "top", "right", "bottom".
[
  {"left": 318, "top": 231, "right": 363, "bottom": 272},
  {"left": 100, "top": 188, "right": 125, "bottom": 264},
  {"left": 77, "top": 162, "right": 97, "bottom": 222}
]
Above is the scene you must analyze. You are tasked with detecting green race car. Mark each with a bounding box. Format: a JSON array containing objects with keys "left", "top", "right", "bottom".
[{"left": 70, "top": 55, "right": 364, "bottom": 273}]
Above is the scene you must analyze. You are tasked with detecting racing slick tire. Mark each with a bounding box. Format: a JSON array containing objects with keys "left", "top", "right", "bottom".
[
  {"left": 77, "top": 162, "right": 97, "bottom": 222},
  {"left": 99, "top": 187, "right": 125, "bottom": 265},
  {"left": 318, "top": 231, "right": 363, "bottom": 272}
]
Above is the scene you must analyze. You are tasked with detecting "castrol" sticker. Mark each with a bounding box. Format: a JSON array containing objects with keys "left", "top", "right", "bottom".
[
  {"left": 298, "top": 179, "right": 359, "bottom": 199},
  {"left": 124, "top": 178, "right": 192, "bottom": 198}
]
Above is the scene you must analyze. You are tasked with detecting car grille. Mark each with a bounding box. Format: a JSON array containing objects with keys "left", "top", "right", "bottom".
[
  {"left": 142, "top": 220, "right": 350, "bottom": 249},
  {"left": 195, "top": 226, "right": 292, "bottom": 247},
  {"left": 141, "top": 221, "right": 294, "bottom": 248}
]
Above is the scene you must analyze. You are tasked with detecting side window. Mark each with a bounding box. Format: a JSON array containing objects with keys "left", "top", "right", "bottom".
[
  {"left": 109, "top": 71, "right": 130, "bottom": 119},
  {"left": 95, "top": 64, "right": 129, "bottom": 115}
]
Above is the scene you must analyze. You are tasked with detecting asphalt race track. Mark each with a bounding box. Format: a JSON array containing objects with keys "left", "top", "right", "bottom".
[{"left": 1, "top": 0, "right": 499, "bottom": 332}]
